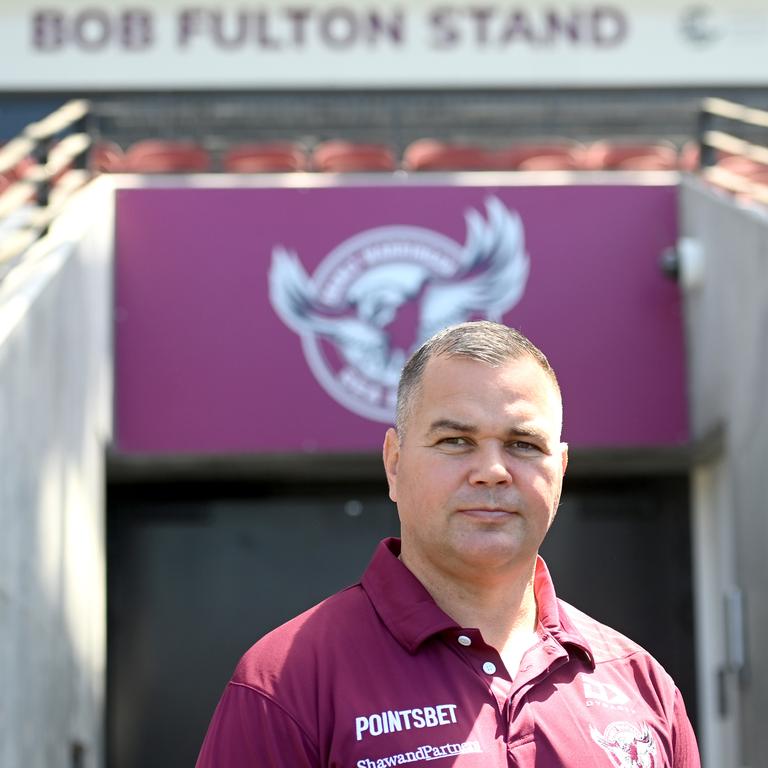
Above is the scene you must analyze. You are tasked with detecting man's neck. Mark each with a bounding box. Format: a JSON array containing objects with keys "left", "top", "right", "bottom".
[{"left": 400, "top": 550, "right": 540, "bottom": 674}]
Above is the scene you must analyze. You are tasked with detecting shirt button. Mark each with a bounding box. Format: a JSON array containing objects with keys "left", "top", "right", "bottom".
[
  {"left": 457, "top": 635, "right": 472, "bottom": 647},
  {"left": 482, "top": 661, "right": 497, "bottom": 675}
]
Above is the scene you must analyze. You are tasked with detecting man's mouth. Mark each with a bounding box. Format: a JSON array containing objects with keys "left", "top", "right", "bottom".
[{"left": 458, "top": 508, "right": 515, "bottom": 520}]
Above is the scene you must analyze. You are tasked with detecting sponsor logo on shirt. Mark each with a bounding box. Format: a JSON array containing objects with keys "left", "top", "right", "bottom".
[
  {"left": 582, "top": 676, "right": 635, "bottom": 713},
  {"left": 590, "top": 720, "right": 658, "bottom": 768},
  {"left": 356, "top": 739, "right": 482, "bottom": 767},
  {"left": 355, "top": 704, "right": 458, "bottom": 741}
]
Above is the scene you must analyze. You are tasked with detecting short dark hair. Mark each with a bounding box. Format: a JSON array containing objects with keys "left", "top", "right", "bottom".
[{"left": 395, "top": 320, "right": 560, "bottom": 436}]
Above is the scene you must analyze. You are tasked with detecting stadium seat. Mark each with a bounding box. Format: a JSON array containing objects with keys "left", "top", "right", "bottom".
[
  {"left": 614, "top": 153, "right": 680, "bottom": 171},
  {"left": 745, "top": 168, "right": 768, "bottom": 186},
  {"left": 684, "top": 145, "right": 756, "bottom": 174},
  {"left": 1, "top": 143, "right": 76, "bottom": 193},
  {"left": 123, "top": 140, "right": 211, "bottom": 173},
  {"left": 90, "top": 141, "right": 126, "bottom": 172},
  {"left": 403, "top": 139, "right": 497, "bottom": 171},
  {"left": 714, "top": 154, "right": 768, "bottom": 180},
  {"left": 699, "top": 153, "right": 768, "bottom": 205},
  {"left": 677, "top": 141, "right": 701, "bottom": 171},
  {"left": 584, "top": 141, "right": 679, "bottom": 171},
  {"left": 494, "top": 142, "right": 585, "bottom": 171},
  {"left": 223, "top": 142, "right": 308, "bottom": 172},
  {"left": 0, "top": 150, "right": 36, "bottom": 182},
  {"left": 312, "top": 141, "right": 396, "bottom": 172}
]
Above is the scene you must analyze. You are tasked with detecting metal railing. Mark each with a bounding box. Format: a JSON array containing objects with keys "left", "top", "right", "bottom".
[
  {"left": 0, "top": 99, "right": 92, "bottom": 271},
  {"left": 698, "top": 97, "right": 768, "bottom": 205},
  {"left": 3, "top": 94, "right": 767, "bottom": 279}
]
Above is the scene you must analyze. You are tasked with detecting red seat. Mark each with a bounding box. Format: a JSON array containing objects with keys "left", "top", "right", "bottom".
[
  {"left": 678, "top": 141, "right": 701, "bottom": 172},
  {"left": 403, "top": 139, "right": 497, "bottom": 171},
  {"left": 584, "top": 141, "right": 679, "bottom": 171},
  {"left": 124, "top": 140, "right": 211, "bottom": 173},
  {"left": 0, "top": 141, "right": 36, "bottom": 183},
  {"left": 686, "top": 145, "right": 755, "bottom": 173},
  {"left": 714, "top": 154, "right": 768, "bottom": 179},
  {"left": 494, "top": 142, "right": 585, "bottom": 171},
  {"left": 700, "top": 154, "right": 768, "bottom": 204},
  {"left": 90, "top": 141, "right": 126, "bottom": 172},
  {"left": 518, "top": 154, "right": 583, "bottom": 171},
  {"left": 3, "top": 154, "right": 36, "bottom": 182},
  {"left": 745, "top": 168, "right": 768, "bottom": 186},
  {"left": 312, "top": 141, "right": 396, "bottom": 172},
  {"left": 223, "top": 142, "right": 307, "bottom": 172},
  {"left": 614, "top": 153, "right": 680, "bottom": 171}
]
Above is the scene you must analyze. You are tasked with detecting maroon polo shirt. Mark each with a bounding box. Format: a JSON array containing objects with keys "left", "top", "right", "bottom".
[{"left": 197, "top": 538, "right": 700, "bottom": 767}]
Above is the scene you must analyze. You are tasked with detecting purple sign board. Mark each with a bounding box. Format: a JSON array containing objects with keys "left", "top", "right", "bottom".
[{"left": 114, "top": 182, "right": 687, "bottom": 454}]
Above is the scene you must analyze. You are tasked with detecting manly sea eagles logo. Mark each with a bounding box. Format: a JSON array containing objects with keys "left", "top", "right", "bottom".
[
  {"left": 268, "top": 197, "right": 529, "bottom": 422},
  {"left": 590, "top": 721, "right": 658, "bottom": 768}
]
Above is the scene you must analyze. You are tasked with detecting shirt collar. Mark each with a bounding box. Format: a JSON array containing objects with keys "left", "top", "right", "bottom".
[
  {"left": 533, "top": 555, "right": 595, "bottom": 669},
  {"left": 362, "top": 537, "right": 595, "bottom": 668},
  {"left": 361, "top": 538, "right": 458, "bottom": 653}
]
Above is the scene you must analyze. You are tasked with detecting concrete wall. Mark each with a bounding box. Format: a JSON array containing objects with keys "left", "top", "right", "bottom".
[
  {"left": 0, "top": 178, "right": 114, "bottom": 768},
  {"left": 681, "top": 178, "right": 768, "bottom": 768}
]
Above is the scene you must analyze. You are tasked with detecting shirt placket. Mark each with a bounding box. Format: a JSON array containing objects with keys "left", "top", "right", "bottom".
[
  {"left": 450, "top": 629, "right": 511, "bottom": 703},
  {"left": 446, "top": 629, "right": 535, "bottom": 764},
  {"left": 506, "top": 630, "right": 570, "bottom": 728},
  {"left": 446, "top": 627, "right": 572, "bottom": 764}
]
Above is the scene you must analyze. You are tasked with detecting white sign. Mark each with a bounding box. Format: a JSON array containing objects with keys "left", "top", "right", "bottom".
[{"left": 3, "top": 1, "right": 768, "bottom": 89}]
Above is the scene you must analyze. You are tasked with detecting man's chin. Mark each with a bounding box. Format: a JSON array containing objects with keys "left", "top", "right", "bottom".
[{"left": 448, "top": 535, "right": 537, "bottom": 574}]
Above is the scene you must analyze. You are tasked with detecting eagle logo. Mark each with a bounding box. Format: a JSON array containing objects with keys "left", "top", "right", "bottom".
[
  {"left": 590, "top": 721, "right": 658, "bottom": 768},
  {"left": 268, "top": 196, "right": 530, "bottom": 422}
]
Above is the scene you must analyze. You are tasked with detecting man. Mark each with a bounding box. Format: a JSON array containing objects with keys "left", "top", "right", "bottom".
[{"left": 197, "top": 320, "right": 700, "bottom": 767}]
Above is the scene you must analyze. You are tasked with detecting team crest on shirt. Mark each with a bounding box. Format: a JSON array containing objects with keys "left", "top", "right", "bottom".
[
  {"left": 590, "top": 720, "right": 658, "bottom": 768},
  {"left": 268, "top": 197, "right": 530, "bottom": 422}
]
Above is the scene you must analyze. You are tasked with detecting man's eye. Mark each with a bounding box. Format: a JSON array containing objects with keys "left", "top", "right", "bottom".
[
  {"left": 439, "top": 437, "right": 469, "bottom": 446},
  {"left": 510, "top": 441, "right": 538, "bottom": 452}
]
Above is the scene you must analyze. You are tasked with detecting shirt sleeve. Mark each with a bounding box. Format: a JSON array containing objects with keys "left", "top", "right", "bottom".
[
  {"left": 196, "top": 681, "right": 320, "bottom": 768},
  {"left": 671, "top": 687, "right": 701, "bottom": 768}
]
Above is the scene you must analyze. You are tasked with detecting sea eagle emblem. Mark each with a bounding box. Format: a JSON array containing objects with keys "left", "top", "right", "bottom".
[
  {"left": 590, "top": 721, "right": 658, "bottom": 768},
  {"left": 268, "top": 196, "right": 530, "bottom": 422}
]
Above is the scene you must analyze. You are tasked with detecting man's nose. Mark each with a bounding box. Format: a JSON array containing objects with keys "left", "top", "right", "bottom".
[{"left": 468, "top": 442, "right": 512, "bottom": 485}]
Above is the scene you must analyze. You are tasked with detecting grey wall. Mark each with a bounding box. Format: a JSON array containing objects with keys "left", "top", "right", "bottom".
[
  {"left": 0, "top": 178, "right": 114, "bottom": 768},
  {"left": 680, "top": 178, "right": 768, "bottom": 768}
]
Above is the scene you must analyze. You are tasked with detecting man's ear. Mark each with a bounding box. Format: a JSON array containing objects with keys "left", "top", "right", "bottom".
[
  {"left": 382, "top": 428, "right": 400, "bottom": 503},
  {"left": 560, "top": 442, "right": 569, "bottom": 475}
]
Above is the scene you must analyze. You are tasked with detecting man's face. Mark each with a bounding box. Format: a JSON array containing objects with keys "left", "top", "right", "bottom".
[{"left": 383, "top": 354, "right": 568, "bottom": 581}]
